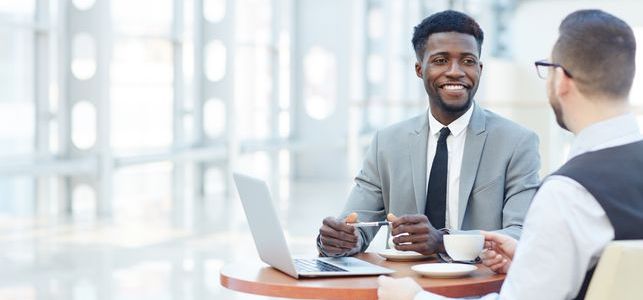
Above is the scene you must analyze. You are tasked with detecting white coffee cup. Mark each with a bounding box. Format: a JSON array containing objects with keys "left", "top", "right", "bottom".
[{"left": 443, "top": 234, "right": 484, "bottom": 261}]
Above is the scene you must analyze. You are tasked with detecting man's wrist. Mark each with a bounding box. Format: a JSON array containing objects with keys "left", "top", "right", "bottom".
[{"left": 435, "top": 228, "right": 449, "bottom": 253}]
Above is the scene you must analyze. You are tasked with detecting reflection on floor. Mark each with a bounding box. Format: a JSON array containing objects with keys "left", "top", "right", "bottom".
[{"left": 0, "top": 180, "right": 359, "bottom": 300}]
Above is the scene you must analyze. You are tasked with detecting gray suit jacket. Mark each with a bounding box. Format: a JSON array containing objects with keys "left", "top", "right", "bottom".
[{"left": 339, "top": 103, "right": 540, "bottom": 251}]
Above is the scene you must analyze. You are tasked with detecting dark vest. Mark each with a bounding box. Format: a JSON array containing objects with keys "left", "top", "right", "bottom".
[{"left": 551, "top": 140, "right": 643, "bottom": 299}]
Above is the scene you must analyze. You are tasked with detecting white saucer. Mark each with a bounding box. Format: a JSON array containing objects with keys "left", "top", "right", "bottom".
[
  {"left": 377, "top": 249, "right": 433, "bottom": 262},
  {"left": 411, "top": 263, "right": 477, "bottom": 278}
]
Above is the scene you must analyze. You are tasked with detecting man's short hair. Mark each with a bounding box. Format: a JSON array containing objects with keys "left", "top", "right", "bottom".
[
  {"left": 553, "top": 9, "right": 636, "bottom": 99},
  {"left": 412, "top": 10, "right": 484, "bottom": 59}
]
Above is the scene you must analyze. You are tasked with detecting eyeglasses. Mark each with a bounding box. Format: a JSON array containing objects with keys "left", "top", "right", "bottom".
[{"left": 534, "top": 60, "right": 574, "bottom": 79}]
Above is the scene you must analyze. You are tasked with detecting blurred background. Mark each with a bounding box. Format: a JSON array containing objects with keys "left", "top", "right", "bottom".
[{"left": 1, "top": 0, "right": 643, "bottom": 299}]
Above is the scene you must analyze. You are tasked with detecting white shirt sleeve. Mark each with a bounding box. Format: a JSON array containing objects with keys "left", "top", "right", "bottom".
[
  {"left": 413, "top": 175, "right": 614, "bottom": 300},
  {"left": 499, "top": 176, "right": 614, "bottom": 299}
]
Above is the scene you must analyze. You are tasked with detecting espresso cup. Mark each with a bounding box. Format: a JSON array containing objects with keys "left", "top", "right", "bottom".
[{"left": 443, "top": 234, "right": 484, "bottom": 261}]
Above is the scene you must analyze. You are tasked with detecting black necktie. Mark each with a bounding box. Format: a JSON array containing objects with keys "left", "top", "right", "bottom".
[{"left": 425, "top": 127, "right": 450, "bottom": 229}]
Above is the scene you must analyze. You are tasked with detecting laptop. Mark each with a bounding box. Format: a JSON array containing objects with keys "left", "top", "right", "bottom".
[{"left": 233, "top": 172, "right": 394, "bottom": 278}]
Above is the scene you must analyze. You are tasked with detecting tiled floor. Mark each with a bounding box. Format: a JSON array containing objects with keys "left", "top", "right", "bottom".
[{"left": 0, "top": 180, "right": 376, "bottom": 300}]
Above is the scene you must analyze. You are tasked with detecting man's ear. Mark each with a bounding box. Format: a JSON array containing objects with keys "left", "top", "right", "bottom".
[
  {"left": 415, "top": 61, "right": 423, "bottom": 78},
  {"left": 554, "top": 67, "right": 571, "bottom": 98}
]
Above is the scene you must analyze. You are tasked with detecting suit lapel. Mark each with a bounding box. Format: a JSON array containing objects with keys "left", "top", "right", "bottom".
[
  {"left": 409, "top": 113, "right": 429, "bottom": 214},
  {"left": 458, "top": 104, "right": 487, "bottom": 228}
]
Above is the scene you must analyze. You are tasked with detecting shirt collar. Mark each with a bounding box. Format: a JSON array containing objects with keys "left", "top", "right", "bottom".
[
  {"left": 427, "top": 104, "right": 474, "bottom": 138},
  {"left": 568, "top": 112, "right": 641, "bottom": 159}
]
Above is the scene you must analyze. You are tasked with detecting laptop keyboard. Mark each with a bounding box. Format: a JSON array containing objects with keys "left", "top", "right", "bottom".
[{"left": 294, "top": 259, "right": 348, "bottom": 272}]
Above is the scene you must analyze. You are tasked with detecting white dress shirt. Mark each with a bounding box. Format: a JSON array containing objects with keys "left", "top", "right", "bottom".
[
  {"left": 416, "top": 113, "right": 642, "bottom": 300},
  {"left": 426, "top": 105, "right": 473, "bottom": 230}
]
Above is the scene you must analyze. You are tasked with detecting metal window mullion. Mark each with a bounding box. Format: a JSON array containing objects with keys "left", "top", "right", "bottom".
[
  {"left": 402, "top": 0, "right": 414, "bottom": 113},
  {"left": 172, "top": 0, "right": 185, "bottom": 148},
  {"left": 56, "top": 0, "right": 72, "bottom": 215},
  {"left": 268, "top": 0, "right": 281, "bottom": 200},
  {"left": 94, "top": 0, "right": 113, "bottom": 217},
  {"left": 193, "top": 0, "right": 205, "bottom": 145},
  {"left": 346, "top": 0, "right": 367, "bottom": 176},
  {"left": 382, "top": 0, "right": 393, "bottom": 124},
  {"left": 223, "top": 0, "right": 237, "bottom": 200},
  {"left": 34, "top": 0, "right": 51, "bottom": 215},
  {"left": 34, "top": 0, "right": 51, "bottom": 158},
  {"left": 362, "top": 0, "right": 376, "bottom": 132},
  {"left": 172, "top": 0, "right": 187, "bottom": 226},
  {"left": 192, "top": 0, "right": 206, "bottom": 200}
]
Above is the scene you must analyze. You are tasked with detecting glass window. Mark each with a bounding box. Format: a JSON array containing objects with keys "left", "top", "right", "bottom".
[
  {"left": 278, "top": 112, "right": 289, "bottom": 138},
  {"left": 72, "top": 0, "right": 95, "bottom": 11},
  {"left": 0, "top": 28, "right": 34, "bottom": 158},
  {"left": 233, "top": 0, "right": 277, "bottom": 141},
  {"left": 111, "top": 38, "right": 173, "bottom": 152},
  {"left": 277, "top": 32, "right": 291, "bottom": 110},
  {"left": 368, "top": 8, "right": 384, "bottom": 39},
  {"left": 0, "top": 0, "right": 35, "bottom": 23},
  {"left": 204, "top": 98, "right": 226, "bottom": 138},
  {"left": 71, "top": 33, "right": 97, "bottom": 80},
  {"left": 111, "top": 0, "right": 172, "bottom": 36},
  {"left": 205, "top": 40, "right": 226, "bottom": 82},
  {"left": 235, "top": 0, "right": 272, "bottom": 45},
  {"left": 204, "top": 0, "right": 225, "bottom": 23},
  {"left": 235, "top": 46, "right": 272, "bottom": 140},
  {"left": 367, "top": 54, "right": 385, "bottom": 83},
  {"left": 303, "top": 46, "right": 337, "bottom": 120},
  {"left": 71, "top": 100, "right": 97, "bottom": 150}
]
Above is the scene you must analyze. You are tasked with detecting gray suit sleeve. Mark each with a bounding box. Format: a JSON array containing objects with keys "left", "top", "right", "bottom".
[
  {"left": 316, "top": 131, "right": 387, "bottom": 255},
  {"left": 497, "top": 131, "right": 541, "bottom": 239}
]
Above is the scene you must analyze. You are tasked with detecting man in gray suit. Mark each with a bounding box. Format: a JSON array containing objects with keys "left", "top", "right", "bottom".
[{"left": 317, "top": 10, "right": 540, "bottom": 256}]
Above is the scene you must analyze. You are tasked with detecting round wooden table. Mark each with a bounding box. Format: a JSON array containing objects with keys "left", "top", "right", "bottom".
[{"left": 220, "top": 253, "right": 505, "bottom": 299}]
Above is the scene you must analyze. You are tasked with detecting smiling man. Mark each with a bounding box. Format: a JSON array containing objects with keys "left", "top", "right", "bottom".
[{"left": 317, "top": 10, "right": 541, "bottom": 257}]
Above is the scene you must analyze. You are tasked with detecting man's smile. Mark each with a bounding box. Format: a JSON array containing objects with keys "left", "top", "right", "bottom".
[
  {"left": 438, "top": 82, "right": 470, "bottom": 90},
  {"left": 437, "top": 82, "right": 470, "bottom": 97}
]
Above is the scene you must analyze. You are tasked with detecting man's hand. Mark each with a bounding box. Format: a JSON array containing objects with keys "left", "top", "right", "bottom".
[
  {"left": 480, "top": 231, "right": 517, "bottom": 274},
  {"left": 318, "top": 212, "right": 360, "bottom": 256},
  {"left": 389, "top": 213, "right": 444, "bottom": 255},
  {"left": 377, "top": 276, "right": 422, "bottom": 300}
]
